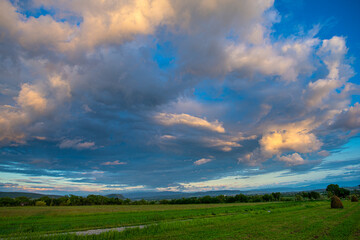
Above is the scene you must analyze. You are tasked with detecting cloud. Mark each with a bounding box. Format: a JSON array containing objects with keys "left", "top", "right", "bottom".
[
  {"left": 304, "top": 37, "right": 349, "bottom": 108},
  {"left": 0, "top": 0, "right": 174, "bottom": 53},
  {"left": 0, "top": 107, "right": 27, "bottom": 144},
  {"left": 59, "top": 139, "right": 95, "bottom": 150},
  {"left": 203, "top": 138, "right": 241, "bottom": 152},
  {"left": 0, "top": 0, "right": 359, "bottom": 192},
  {"left": 194, "top": 158, "right": 213, "bottom": 166},
  {"left": 0, "top": 72, "right": 71, "bottom": 145},
  {"left": 332, "top": 103, "right": 360, "bottom": 130},
  {"left": 101, "top": 160, "right": 127, "bottom": 166},
  {"left": 278, "top": 153, "right": 305, "bottom": 166},
  {"left": 318, "top": 150, "right": 330, "bottom": 157},
  {"left": 201, "top": 134, "right": 255, "bottom": 152},
  {"left": 160, "top": 135, "right": 177, "bottom": 140},
  {"left": 259, "top": 119, "right": 322, "bottom": 157},
  {"left": 155, "top": 113, "right": 225, "bottom": 133},
  {"left": 17, "top": 84, "right": 48, "bottom": 113},
  {"left": 0, "top": 82, "right": 49, "bottom": 145}
]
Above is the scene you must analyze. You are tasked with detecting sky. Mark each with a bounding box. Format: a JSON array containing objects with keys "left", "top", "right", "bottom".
[{"left": 0, "top": 0, "right": 360, "bottom": 195}]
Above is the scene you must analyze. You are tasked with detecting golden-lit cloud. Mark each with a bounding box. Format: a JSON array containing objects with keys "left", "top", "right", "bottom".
[
  {"left": 259, "top": 119, "right": 322, "bottom": 156},
  {"left": 17, "top": 84, "right": 47, "bottom": 113},
  {"left": 203, "top": 138, "right": 241, "bottom": 152},
  {"left": 1, "top": 0, "right": 174, "bottom": 52},
  {"left": 194, "top": 157, "right": 213, "bottom": 165},
  {"left": 155, "top": 113, "right": 225, "bottom": 133}
]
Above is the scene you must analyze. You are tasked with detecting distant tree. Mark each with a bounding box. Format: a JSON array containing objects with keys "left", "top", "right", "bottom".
[
  {"left": 252, "top": 195, "right": 262, "bottom": 202},
  {"left": 309, "top": 191, "right": 321, "bottom": 200},
  {"left": 262, "top": 194, "right": 273, "bottom": 202},
  {"left": 199, "top": 196, "right": 213, "bottom": 204},
  {"left": 271, "top": 192, "right": 281, "bottom": 201},
  {"left": 39, "top": 196, "right": 52, "bottom": 206},
  {"left": 301, "top": 192, "right": 310, "bottom": 199},
  {"left": 234, "top": 194, "right": 248, "bottom": 203},
  {"left": 326, "top": 184, "right": 350, "bottom": 198},
  {"left": 338, "top": 188, "right": 350, "bottom": 198},
  {"left": 226, "top": 196, "right": 236, "bottom": 203},
  {"left": 14, "top": 196, "right": 31, "bottom": 206},
  {"left": 326, "top": 184, "right": 340, "bottom": 196},
  {"left": 216, "top": 195, "right": 226, "bottom": 203},
  {"left": 295, "top": 195, "right": 303, "bottom": 201},
  {"left": 35, "top": 201, "right": 47, "bottom": 206},
  {"left": 0, "top": 197, "right": 16, "bottom": 206}
]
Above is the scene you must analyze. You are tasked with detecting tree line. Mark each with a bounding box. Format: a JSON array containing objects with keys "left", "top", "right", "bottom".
[
  {"left": 0, "top": 191, "right": 323, "bottom": 207},
  {"left": 0, "top": 183, "right": 355, "bottom": 207}
]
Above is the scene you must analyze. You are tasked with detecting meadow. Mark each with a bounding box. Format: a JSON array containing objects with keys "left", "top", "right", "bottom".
[{"left": 0, "top": 200, "right": 359, "bottom": 239}]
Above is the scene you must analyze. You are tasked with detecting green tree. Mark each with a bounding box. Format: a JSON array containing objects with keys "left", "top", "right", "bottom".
[
  {"left": 309, "top": 191, "right": 321, "bottom": 200},
  {"left": 326, "top": 184, "right": 340, "bottom": 196},
  {"left": 35, "top": 200, "right": 47, "bottom": 206}
]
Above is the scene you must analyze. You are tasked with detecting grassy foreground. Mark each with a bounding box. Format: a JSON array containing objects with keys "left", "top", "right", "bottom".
[{"left": 0, "top": 201, "right": 359, "bottom": 239}]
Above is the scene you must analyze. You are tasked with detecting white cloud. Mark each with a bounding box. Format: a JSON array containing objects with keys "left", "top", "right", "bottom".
[
  {"left": 155, "top": 113, "right": 225, "bottom": 133},
  {"left": 306, "top": 79, "right": 342, "bottom": 107},
  {"left": 278, "top": 153, "right": 305, "bottom": 166},
  {"left": 226, "top": 37, "right": 319, "bottom": 81},
  {"left": 305, "top": 37, "right": 349, "bottom": 108}
]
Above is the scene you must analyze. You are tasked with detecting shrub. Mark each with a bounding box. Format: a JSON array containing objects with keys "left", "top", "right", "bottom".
[
  {"left": 351, "top": 195, "right": 359, "bottom": 202},
  {"left": 35, "top": 201, "right": 47, "bottom": 206},
  {"left": 295, "top": 195, "right": 303, "bottom": 201},
  {"left": 331, "top": 195, "right": 343, "bottom": 209}
]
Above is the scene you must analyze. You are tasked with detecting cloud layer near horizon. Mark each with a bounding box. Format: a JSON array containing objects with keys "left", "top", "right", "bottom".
[{"left": 0, "top": 0, "right": 359, "bottom": 194}]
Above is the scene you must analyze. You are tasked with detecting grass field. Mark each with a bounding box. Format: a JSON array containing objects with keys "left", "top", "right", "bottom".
[{"left": 0, "top": 201, "right": 359, "bottom": 239}]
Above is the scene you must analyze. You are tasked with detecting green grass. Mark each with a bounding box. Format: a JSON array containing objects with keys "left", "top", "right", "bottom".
[{"left": 1, "top": 201, "right": 359, "bottom": 239}]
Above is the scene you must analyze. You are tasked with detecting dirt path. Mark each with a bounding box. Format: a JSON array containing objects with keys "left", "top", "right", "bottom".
[{"left": 71, "top": 224, "right": 147, "bottom": 236}]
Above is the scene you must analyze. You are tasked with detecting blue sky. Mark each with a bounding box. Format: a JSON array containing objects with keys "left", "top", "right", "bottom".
[{"left": 0, "top": 0, "right": 359, "bottom": 195}]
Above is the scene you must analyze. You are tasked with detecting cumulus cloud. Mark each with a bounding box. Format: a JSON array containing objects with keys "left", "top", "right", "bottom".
[
  {"left": 0, "top": 82, "right": 48, "bottom": 145},
  {"left": 0, "top": 71, "right": 71, "bottom": 145},
  {"left": 305, "top": 36, "right": 349, "bottom": 108},
  {"left": 332, "top": 103, "right": 360, "bottom": 130},
  {"left": 0, "top": 0, "right": 174, "bottom": 53},
  {"left": 0, "top": 107, "right": 27, "bottom": 144},
  {"left": 17, "top": 84, "right": 48, "bottom": 113},
  {"left": 278, "top": 153, "right": 305, "bottom": 166},
  {"left": 155, "top": 113, "right": 225, "bottom": 133},
  {"left": 259, "top": 119, "right": 322, "bottom": 157}
]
